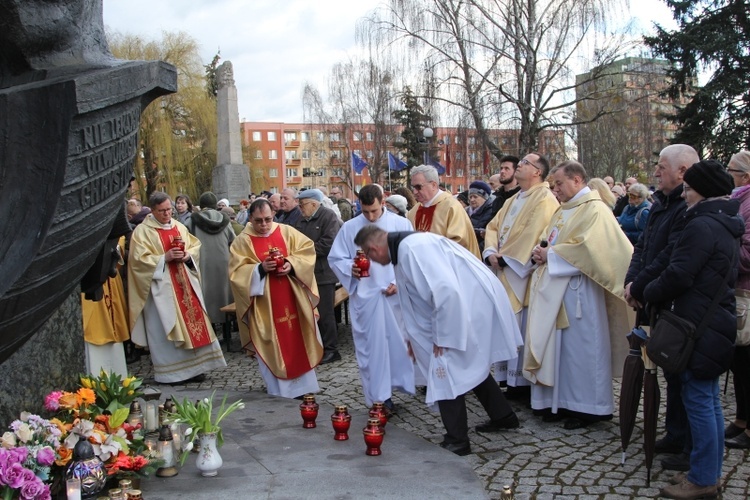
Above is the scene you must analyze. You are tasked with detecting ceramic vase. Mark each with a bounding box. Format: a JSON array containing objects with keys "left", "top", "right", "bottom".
[{"left": 195, "top": 432, "right": 223, "bottom": 477}]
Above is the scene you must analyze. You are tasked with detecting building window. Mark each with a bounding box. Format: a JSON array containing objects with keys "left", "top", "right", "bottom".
[
  {"left": 366, "top": 150, "right": 374, "bottom": 158},
  {"left": 286, "top": 168, "right": 298, "bottom": 177},
  {"left": 330, "top": 132, "right": 341, "bottom": 142},
  {"left": 455, "top": 152, "right": 463, "bottom": 160},
  {"left": 470, "top": 152, "right": 477, "bottom": 161},
  {"left": 330, "top": 150, "right": 341, "bottom": 159},
  {"left": 442, "top": 135, "right": 450, "bottom": 145},
  {"left": 366, "top": 132, "right": 373, "bottom": 141},
  {"left": 455, "top": 136, "right": 461, "bottom": 144},
  {"left": 318, "top": 150, "right": 327, "bottom": 159},
  {"left": 301, "top": 132, "right": 310, "bottom": 142},
  {"left": 284, "top": 132, "right": 297, "bottom": 142},
  {"left": 318, "top": 168, "right": 326, "bottom": 177},
  {"left": 332, "top": 168, "right": 344, "bottom": 177},
  {"left": 255, "top": 150, "right": 262, "bottom": 159},
  {"left": 353, "top": 131, "right": 363, "bottom": 141},
  {"left": 269, "top": 150, "right": 278, "bottom": 160},
  {"left": 302, "top": 150, "right": 310, "bottom": 159},
  {"left": 252, "top": 131, "right": 261, "bottom": 141},
  {"left": 268, "top": 131, "right": 278, "bottom": 141},
  {"left": 269, "top": 168, "right": 278, "bottom": 178},
  {"left": 445, "top": 183, "right": 453, "bottom": 193},
  {"left": 455, "top": 168, "right": 464, "bottom": 177},
  {"left": 469, "top": 137, "right": 476, "bottom": 145},
  {"left": 317, "top": 132, "right": 326, "bottom": 141},
  {"left": 285, "top": 150, "right": 297, "bottom": 160}
]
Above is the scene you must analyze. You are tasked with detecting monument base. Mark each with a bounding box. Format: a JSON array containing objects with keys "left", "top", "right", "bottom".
[
  {"left": 0, "top": 289, "right": 84, "bottom": 425},
  {"left": 212, "top": 164, "right": 251, "bottom": 206}
]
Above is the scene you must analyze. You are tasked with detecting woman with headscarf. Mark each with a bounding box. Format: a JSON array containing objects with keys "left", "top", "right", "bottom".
[
  {"left": 724, "top": 150, "right": 750, "bottom": 451},
  {"left": 633, "top": 160, "right": 741, "bottom": 499},
  {"left": 467, "top": 181, "right": 495, "bottom": 251}
]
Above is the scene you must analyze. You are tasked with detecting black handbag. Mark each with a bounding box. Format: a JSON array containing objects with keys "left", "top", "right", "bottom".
[{"left": 646, "top": 248, "right": 735, "bottom": 374}]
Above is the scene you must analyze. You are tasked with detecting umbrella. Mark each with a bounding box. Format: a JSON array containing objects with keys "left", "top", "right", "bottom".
[
  {"left": 619, "top": 327, "right": 647, "bottom": 465},
  {"left": 642, "top": 355, "right": 661, "bottom": 487}
]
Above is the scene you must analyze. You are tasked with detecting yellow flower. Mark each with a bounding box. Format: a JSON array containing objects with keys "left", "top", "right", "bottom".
[
  {"left": 127, "top": 390, "right": 134, "bottom": 396},
  {"left": 80, "top": 377, "right": 92, "bottom": 389},
  {"left": 100, "top": 382, "right": 107, "bottom": 391},
  {"left": 122, "top": 376, "right": 135, "bottom": 388}
]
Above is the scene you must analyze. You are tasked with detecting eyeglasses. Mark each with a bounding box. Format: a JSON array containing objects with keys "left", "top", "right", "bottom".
[
  {"left": 727, "top": 168, "right": 745, "bottom": 174},
  {"left": 519, "top": 158, "right": 541, "bottom": 170},
  {"left": 154, "top": 209, "right": 172, "bottom": 214},
  {"left": 628, "top": 193, "right": 640, "bottom": 199},
  {"left": 411, "top": 183, "right": 425, "bottom": 191},
  {"left": 252, "top": 217, "right": 274, "bottom": 224}
]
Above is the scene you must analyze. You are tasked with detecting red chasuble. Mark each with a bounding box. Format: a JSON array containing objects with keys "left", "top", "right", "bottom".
[
  {"left": 156, "top": 227, "right": 211, "bottom": 348},
  {"left": 414, "top": 204, "right": 438, "bottom": 232},
  {"left": 249, "top": 227, "right": 313, "bottom": 379}
]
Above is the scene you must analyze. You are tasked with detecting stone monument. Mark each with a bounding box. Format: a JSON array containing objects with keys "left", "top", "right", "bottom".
[
  {"left": 212, "top": 61, "right": 251, "bottom": 204},
  {"left": 0, "top": 0, "right": 177, "bottom": 424}
]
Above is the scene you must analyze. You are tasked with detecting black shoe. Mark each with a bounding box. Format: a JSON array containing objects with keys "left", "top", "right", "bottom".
[
  {"left": 563, "top": 418, "right": 591, "bottom": 430},
  {"left": 320, "top": 351, "right": 342, "bottom": 364},
  {"left": 655, "top": 436, "right": 684, "bottom": 454},
  {"left": 724, "top": 423, "right": 746, "bottom": 439},
  {"left": 725, "top": 431, "right": 750, "bottom": 449},
  {"left": 661, "top": 453, "right": 690, "bottom": 472},
  {"left": 439, "top": 440, "right": 471, "bottom": 456},
  {"left": 542, "top": 413, "right": 565, "bottom": 423},
  {"left": 475, "top": 412, "right": 520, "bottom": 433},
  {"left": 504, "top": 385, "right": 530, "bottom": 400},
  {"left": 383, "top": 398, "right": 397, "bottom": 418},
  {"left": 166, "top": 373, "right": 206, "bottom": 385}
]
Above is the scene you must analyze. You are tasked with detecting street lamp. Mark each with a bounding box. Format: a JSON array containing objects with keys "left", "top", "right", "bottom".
[{"left": 423, "top": 127, "right": 434, "bottom": 141}]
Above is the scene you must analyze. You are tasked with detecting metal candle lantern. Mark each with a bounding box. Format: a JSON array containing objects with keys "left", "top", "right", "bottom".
[
  {"left": 65, "top": 440, "right": 107, "bottom": 498},
  {"left": 155, "top": 424, "right": 179, "bottom": 477},
  {"left": 299, "top": 394, "right": 319, "bottom": 428},
  {"left": 330, "top": 405, "right": 352, "bottom": 441},
  {"left": 127, "top": 401, "right": 143, "bottom": 436}
]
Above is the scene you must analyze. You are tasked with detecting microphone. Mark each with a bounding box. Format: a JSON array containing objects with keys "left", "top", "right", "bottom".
[{"left": 531, "top": 240, "right": 548, "bottom": 265}]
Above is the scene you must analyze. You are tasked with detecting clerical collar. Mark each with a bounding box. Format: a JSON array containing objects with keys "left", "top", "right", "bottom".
[
  {"left": 386, "top": 231, "right": 416, "bottom": 266},
  {"left": 569, "top": 186, "right": 591, "bottom": 203},
  {"left": 422, "top": 190, "right": 442, "bottom": 207}
]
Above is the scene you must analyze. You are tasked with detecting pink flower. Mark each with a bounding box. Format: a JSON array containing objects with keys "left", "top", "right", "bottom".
[
  {"left": 43, "top": 391, "right": 63, "bottom": 412},
  {"left": 20, "top": 476, "right": 48, "bottom": 500},
  {"left": 35, "top": 447, "right": 55, "bottom": 467},
  {"left": 8, "top": 446, "right": 28, "bottom": 465},
  {"left": 4, "top": 462, "right": 27, "bottom": 489}
]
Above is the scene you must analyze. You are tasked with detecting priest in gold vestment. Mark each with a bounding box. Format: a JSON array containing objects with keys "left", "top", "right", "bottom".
[
  {"left": 525, "top": 161, "right": 632, "bottom": 429},
  {"left": 407, "top": 164, "right": 480, "bottom": 258},
  {"left": 483, "top": 153, "right": 559, "bottom": 389},
  {"left": 229, "top": 199, "right": 323, "bottom": 398},
  {"left": 128, "top": 193, "right": 226, "bottom": 384}
]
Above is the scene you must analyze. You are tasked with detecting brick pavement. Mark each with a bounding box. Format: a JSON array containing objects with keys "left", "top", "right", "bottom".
[{"left": 129, "top": 323, "right": 750, "bottom": 499}]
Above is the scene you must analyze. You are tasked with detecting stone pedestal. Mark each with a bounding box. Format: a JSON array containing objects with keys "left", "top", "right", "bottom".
[{"left": 213, "top": 164, "right": 251, "bottom": 205}]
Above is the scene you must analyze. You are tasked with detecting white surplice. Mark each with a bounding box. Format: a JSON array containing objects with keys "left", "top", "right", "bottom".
[
  {"left": 328, "top": 209, "right": 415, "bottom": 405},
  {"left": 393, "top": 233, "right": 522, "bottom": 407}
]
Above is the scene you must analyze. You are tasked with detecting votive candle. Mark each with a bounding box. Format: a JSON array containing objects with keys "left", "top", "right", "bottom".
[{"left": 66, "top": 478, "right": 81, "bottom": 500}]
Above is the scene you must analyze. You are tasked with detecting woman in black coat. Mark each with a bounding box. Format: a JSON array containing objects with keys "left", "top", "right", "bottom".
[{"left": 642, "top": 160, "right": 742, "bottom": 499}]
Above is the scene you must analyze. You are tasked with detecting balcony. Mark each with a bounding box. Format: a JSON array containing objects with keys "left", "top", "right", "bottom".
[
  {"left": 329, "top": 140, "right": 343, "bottom": 148},
  {"left": 285, "top": 158, "right": 301, "bottom": 165},
  {"left": 285, "top": 140, "right": 301, "bottom": 147},
  {"left": 287, "top": 176, "right": 302, "bottom": 184}
]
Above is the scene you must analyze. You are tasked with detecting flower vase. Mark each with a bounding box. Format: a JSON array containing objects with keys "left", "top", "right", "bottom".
[{"left": 195, "top": 432, "right": 223, "bottom": 477}]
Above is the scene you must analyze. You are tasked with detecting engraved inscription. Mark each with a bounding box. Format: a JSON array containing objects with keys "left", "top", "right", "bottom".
[{"left": 80, "top": 108, "right": 140, "bottom": 152}]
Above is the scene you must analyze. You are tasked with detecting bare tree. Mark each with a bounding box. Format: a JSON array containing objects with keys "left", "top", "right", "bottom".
[{"left": 359, "top": 0, "right": 630, "bottom": 157}]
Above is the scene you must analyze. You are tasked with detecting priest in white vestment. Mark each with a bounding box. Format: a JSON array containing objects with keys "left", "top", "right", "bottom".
[
  {"left": 354, "top": 226, "right": 523, "bottom": 456},
  {"left": 526, "top": 161, "right": 632, "bottom": 429},
  {"left": 328, "top": 185, "right": 415, "bottom": 411},
  {"left": 129, "top": 193, "right": 227, "bottom": 384},
  {"left": 483, "top": 152, "right": 559, "bottom": 390}
]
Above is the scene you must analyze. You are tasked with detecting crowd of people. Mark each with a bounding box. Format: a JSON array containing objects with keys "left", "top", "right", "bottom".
[{"left": 83, "top": 147, "right": 749, "bottom": 500}]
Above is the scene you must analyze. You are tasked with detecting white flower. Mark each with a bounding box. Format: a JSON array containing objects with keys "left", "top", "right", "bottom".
[
  {"left": 183, "top": 441, "right": 194, "bottom": 452},
  {"left": 1, "top": 432, "right": 16, "bottom": 448},
  {"left": 184, "top": 427, "right": 193, "bottom": 436},
  {"left": 19, "top": 411, "right": 31, "bottom": 422},
  {"left": 237, "top": 403, "right": 246, "bottom": 410},
  {"left": 203, "top": 398, "right": 210, "bottom": 404},
  {"left": 15, "top": 423, "right": 33, "bottom": 443}
]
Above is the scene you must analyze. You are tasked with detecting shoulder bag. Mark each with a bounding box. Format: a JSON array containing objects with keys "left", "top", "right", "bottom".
[
  {"left": 736, "top": 288, "right": 750, "bottom": 346},
  {"left": 647, "top": 246, "right": 736, "bottom": 373}
]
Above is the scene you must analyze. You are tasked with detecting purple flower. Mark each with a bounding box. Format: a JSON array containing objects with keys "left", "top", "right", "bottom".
[
  {"left": 20, "top": 476, "right": 48, "bottom": 500},
  {"left": 9, "top": 446, "right": 28, "bottom": 464},
  {"left": 35, "top": 447, "right": 55, "bottom": 467},
  {"left": 4, "top": 462, "right": 27, "bottom": 489}
]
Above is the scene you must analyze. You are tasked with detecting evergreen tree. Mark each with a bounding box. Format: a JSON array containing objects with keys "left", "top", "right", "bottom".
[
  {"left": 392, "top": 87, "right": 431, "bottom": 184},
  {"left": 644, "top": 0, "right": 750, "bottom": 158}
]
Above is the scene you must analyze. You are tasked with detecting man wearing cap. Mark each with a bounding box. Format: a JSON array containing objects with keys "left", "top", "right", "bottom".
[
  {"left": 353, "top": 225, "right": 522, "bottom": 455},
  {"left": 407, "top": 164, "right": 480, "bottom": 258},
  {"left": 328, "top": 185, "right": 415, "bottom": 413},
  {"left": 525, "top": 160, "right": 632, "bottom": 429},
  {"left": 625, "top": 144, "right": 700, "bottom": 471},
  {"left": 128, "top": 192, "right": 227, "bottom": 384},
  {"left": 490, "top": 155, "right": 521, "bottom": 218},
  {"left": 467, "top": 180, "right": 496, "bottom": 251},
  {"left": 275, "top": 188, "right": 302, "bottom": 226},
  {"left": 185, "top": 192, "right": 236, "bottom": 333},
  {"left": 229, "top": 198, "right": 322, "bottom": 398},
  {"left": 294, "top": 189, "right": 343, "bottom": 364},
  {"left": 483, "top": 152, "right": 559, "bottom": 400}
]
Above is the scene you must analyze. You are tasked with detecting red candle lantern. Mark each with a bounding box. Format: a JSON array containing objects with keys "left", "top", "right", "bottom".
[
  {"left": 268, "top": 247, "right": 286, "bottom": 274},
  {"left": 363, "top": 418, "right": 385, "bottom": 456},
  {"left": 171, "top": 235, "right": 185, "bottom": 252},
  {"left": 354, "top": 249, "right": 371, "bottom": 278},
  {"left": 330, "top": 405, "right": 352, "bottom": 441},
  {"left": 369, "top": 402, "right": 387, "bottom": 432},
  {"left": 299, "top": 394, "right": 319, "bottom": 429}
]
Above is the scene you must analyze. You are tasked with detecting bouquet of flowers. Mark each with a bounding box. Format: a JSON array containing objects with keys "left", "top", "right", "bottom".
[
  {"left": 78, "top": 370, "right": 143, "bottom": 413},
  {"left": 0, "top": 447, "right": 51, "bottom": 500},
  {"left": 169, "top": 391, "right": 244, "bottom": 464},
  {"left": 1, "top": 412, "right": 61, "bottom": 481}
]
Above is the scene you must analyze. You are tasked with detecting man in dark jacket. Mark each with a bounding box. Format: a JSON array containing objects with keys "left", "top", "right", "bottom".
[
  {"left": 294, "top": 189, "right": 343, "bottom": 364},
  {"left": 490, "top": 155, "right": 521, "bottom": 217},
  {"left": 275, "top": 188, "right": 302, "bottom": 226},
  {"left": 624, "top": 144, "right": 699, "bottom": 472}
]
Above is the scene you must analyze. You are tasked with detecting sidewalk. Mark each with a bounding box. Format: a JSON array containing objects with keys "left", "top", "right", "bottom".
[{"left": 129, "top": 323, "right": 750, "bottom": 499}]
